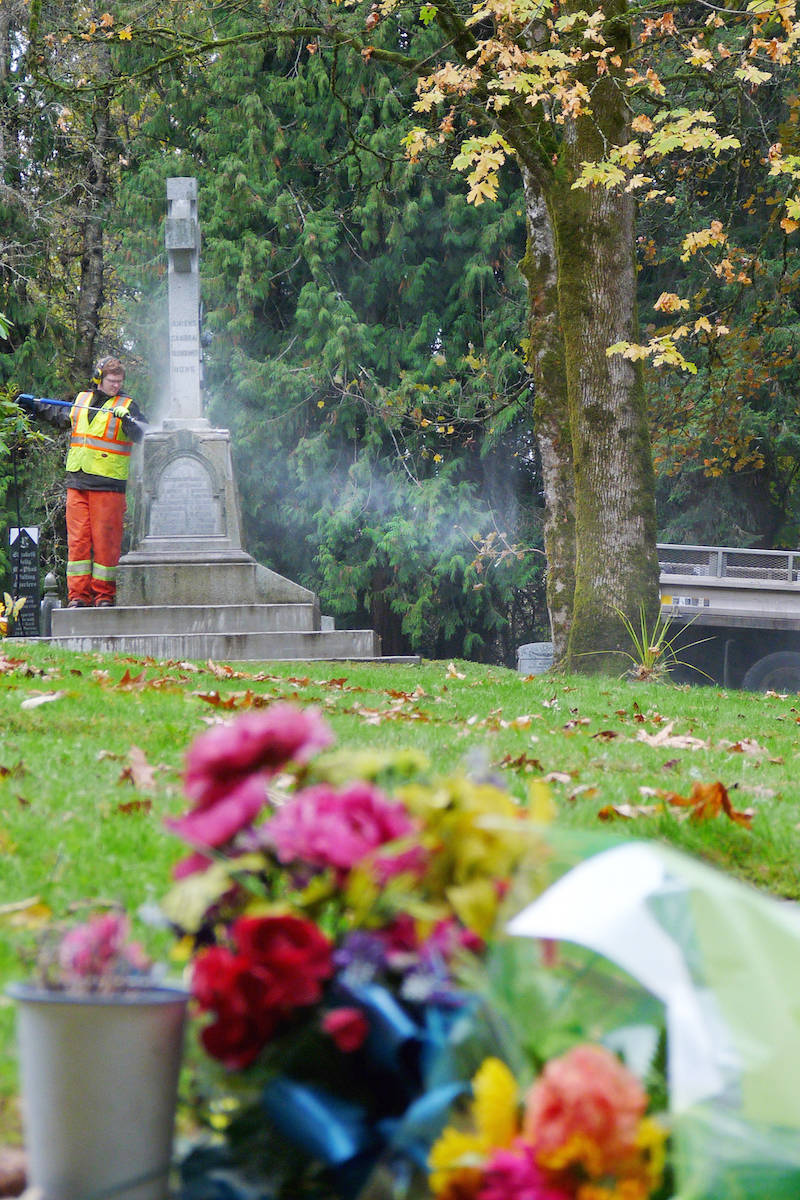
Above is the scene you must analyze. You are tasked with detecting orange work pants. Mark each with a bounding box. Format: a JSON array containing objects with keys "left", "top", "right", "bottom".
[{"left": 65, "top": 488, "right": 127, "bottom": 605}]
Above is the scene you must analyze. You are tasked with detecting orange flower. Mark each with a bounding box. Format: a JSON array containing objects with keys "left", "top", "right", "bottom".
[{"left": 523, "top": 1045, "right": 648, "bottom": 1175}]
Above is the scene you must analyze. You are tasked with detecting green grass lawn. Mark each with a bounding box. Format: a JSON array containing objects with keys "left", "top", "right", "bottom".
[{"left": 3, "top": 640, "right": 800, "bottom": 1143}]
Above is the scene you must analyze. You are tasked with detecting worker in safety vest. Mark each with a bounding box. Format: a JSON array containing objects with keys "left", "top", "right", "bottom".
[{"left": 17, "top": 357, "right": 147, "bottom": 608}]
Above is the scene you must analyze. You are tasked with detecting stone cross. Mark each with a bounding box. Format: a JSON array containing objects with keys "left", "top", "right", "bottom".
[{"left": 165, "top": 177, "right": 204, "bottom": 426}]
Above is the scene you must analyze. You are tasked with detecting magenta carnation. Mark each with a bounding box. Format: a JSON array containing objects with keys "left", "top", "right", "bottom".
[
  {"left": 263, "top": 781, "right": 417, "bottom": 875},
  {"left": 184, "top": 705, "right": 333, "bottom": 810},
  {"left": 478, "top": 1145, "right": 572, "bottom": 1200},
  {"left": 166, "top": 775, "right": 269, "bottom": 849}
]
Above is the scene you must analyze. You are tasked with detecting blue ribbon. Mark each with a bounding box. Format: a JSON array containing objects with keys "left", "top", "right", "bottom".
[{"left": 260, "top": 985, "right": 477, "bottom": 1198}]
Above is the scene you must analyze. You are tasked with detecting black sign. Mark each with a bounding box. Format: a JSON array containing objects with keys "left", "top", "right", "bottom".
[{"left": 8, "top": 527, "right": 40, "bottom": 636}]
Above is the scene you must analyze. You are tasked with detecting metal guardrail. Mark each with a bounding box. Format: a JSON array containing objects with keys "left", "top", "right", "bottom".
[{"left": 657, "top": 543, "right": 800, "bottom": 584}]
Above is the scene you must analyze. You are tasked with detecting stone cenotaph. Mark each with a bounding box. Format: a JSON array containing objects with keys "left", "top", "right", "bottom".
[{"left": 50, "top": 178, "right": 385, "bottom": 661}]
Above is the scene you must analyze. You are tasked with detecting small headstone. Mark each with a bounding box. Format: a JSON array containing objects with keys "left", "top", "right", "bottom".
[
  {"left": 517, "top": 641, "right": 554, "bottom": 675},
  {"left": 8, "top": 526, "right": 40, "bottom": 636}
]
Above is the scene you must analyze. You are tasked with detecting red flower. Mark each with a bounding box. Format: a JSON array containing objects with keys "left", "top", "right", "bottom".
[
  {"left": 233, "top": 914, "right": 334, "bottom": 1010},
  {"left": 321, "top": 1007, "right": 370, "bottom": 1052},
  {"left": 192, "top": 947, "right": 279, "bottom": 1069},
  {"left": 184, "top": 705, "right": 332, "bottom": 810}
]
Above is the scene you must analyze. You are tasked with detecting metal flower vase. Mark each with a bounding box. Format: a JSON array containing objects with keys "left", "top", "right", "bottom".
[{"left": 8, "top": 983, "right": 188, "bottom": 1200}]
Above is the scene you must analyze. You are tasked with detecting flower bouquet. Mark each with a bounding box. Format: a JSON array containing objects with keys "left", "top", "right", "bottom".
[
  {"left": 162, "top": 705, "right": 671, "bottom": 1200},
  {"left": 162, "top": 703, "right": 535, "bottom": 1195}
]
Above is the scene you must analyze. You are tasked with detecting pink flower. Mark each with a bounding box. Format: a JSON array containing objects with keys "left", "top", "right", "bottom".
[
  {"left": 59, "top": 913, "right": 125, "bottom": 978},
  {"left": 321, "top": 1007, "right": 370, "bottom": 1052},
  {"left": 172, "top": 851, "right": 215, "bottom": 880},
  {"left": 478, "top": 1145, "right": 572, "bottom": 1200},
  {"left": 522, "top": 1045, "right": 647, "bottom": 1170},
  {"left": 263, "top": 781, "right": 417, "bottom": 876},
  {"left": 373, "top": 843, "right": 428, "bottom": 885},
  {"left": 166, "top": 775, "right": 269, "bottom": 849},
  {"left": 57, "top": 913, "right": 151, "bottom": 985},
  {"left": 184, "top": 705, "right": 332, "bottom": 810},
  {"left": 375, "top": 913, "right": 420, "bottom": 963}
]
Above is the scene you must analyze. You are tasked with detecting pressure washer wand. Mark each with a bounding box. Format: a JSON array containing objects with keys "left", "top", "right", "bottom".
[
  {"left": 16, "top": 393, "right": 72, "bottom": 409},
  {"left": 15, "top": 393, "right": 149, "bottom": 434}
]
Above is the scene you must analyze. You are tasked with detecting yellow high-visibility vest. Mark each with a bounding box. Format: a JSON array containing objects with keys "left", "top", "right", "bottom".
[{"left": 65, "top": 391, "right": 134, "bottom": 481}]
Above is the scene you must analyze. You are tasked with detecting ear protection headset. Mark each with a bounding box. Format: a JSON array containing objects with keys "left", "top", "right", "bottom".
[{"left": 92, "top": 356, "right": 125, "bottom": 386}]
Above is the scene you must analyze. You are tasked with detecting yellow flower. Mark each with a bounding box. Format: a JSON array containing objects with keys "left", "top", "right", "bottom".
[
  {"left": 635, "top": 1116, "right": 668, "bottom": 1187},
  {"left": 429, "top": 1058, "right": 520, "bottom": 1198},
  {"left": 539, "top": 1131, "right": 606, "bottom": 1177},
  {"left": 472, "top": 1057, "right": 519, "bottom": 1148}
]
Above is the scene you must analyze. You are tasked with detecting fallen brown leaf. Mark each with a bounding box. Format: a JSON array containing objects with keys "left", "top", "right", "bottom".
[
  {"left": 636, "top": 721, "right": 709, "bottom": 749},
  {"left": 117, "top": 746, "right": 157, "bottom": 791},
  {"left": 117, "top": 799, "right": 153, "bottom": 815},
  {"left": 498, "top": 752, "right": 544, "bottom": 773},
  {"left": 725, "top": 738, "right": 768, "bottom": 755},
  {"left": 663, "top": 780, "right": 753, "bottom": 827},
  {"left": 598, "top": 803, "right": 660, "bottom": 821},
  {"left": 196, "top": 690, "right": 239, "bottom": 709}
]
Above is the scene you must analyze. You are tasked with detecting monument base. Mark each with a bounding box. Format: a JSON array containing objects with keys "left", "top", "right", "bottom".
[
  {"left": 49, "top": 603, "right": 389, "bottom": 662},
  {"left": 46, "top": 423, "right": 401, "bottom": 663}
]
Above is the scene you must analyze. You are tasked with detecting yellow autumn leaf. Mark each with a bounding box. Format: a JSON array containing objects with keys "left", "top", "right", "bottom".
[{"left": 654, "top": 292, "right": 689, "bottom": 312}]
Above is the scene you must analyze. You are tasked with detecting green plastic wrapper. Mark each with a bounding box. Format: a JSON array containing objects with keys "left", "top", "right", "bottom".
[{"left": 507, "top": 839, "right": 800, "bottom": 1198}]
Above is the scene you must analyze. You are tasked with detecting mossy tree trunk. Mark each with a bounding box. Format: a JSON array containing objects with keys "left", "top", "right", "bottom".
[
  {"left": 71, "top": 45, "right": 114, "bottom": 380},
  {"left": 519, "top": 170, "right": 575, "bottom": 662},
  {"left": 508, "top": 0, "right": 659, "bottom": 670}
]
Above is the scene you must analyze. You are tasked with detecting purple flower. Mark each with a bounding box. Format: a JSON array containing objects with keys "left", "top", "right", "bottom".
[{"left": 333, "top": 930, "right": 388, "bottom": 983}]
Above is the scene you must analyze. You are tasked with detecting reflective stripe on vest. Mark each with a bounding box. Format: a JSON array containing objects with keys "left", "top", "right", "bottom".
[{"left": 65, "top": 392, "right": 134, "bottom": 480}]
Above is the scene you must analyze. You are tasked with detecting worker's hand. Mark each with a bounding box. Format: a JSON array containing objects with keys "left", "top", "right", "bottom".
[
  {"left": 16, "top": 393, "right": 36, "bottom": 412},
  {"left": 112, "top": 406, "right": 129, "bottom": 420}
]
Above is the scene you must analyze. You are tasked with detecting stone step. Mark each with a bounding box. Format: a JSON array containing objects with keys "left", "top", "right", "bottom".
[
  {"left": 51, "top": 603, "right": 319, "bottom": 637},
  {"left": 47, "top": 626, "right": 384, "bottom": 662}
]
